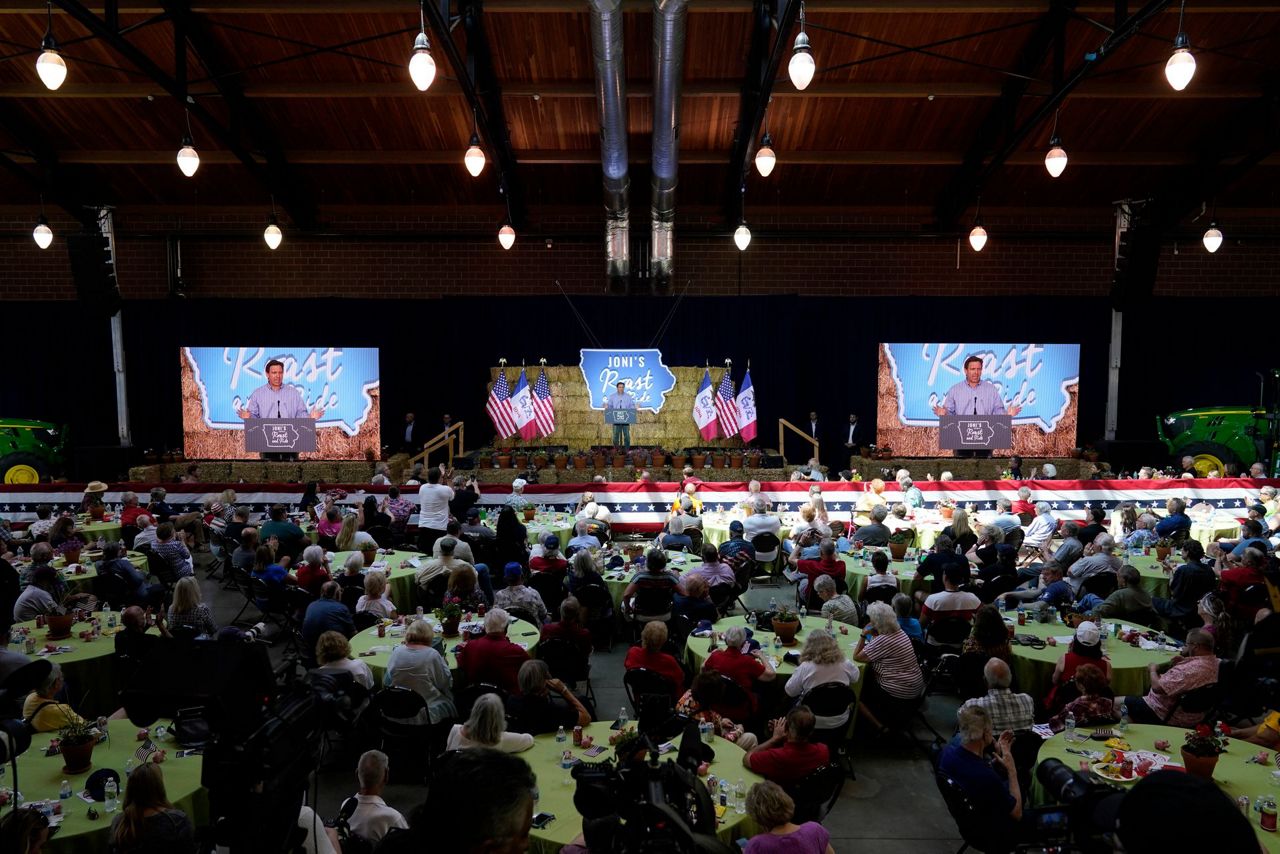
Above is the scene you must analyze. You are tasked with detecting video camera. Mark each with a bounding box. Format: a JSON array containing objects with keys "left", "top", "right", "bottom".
[
  {"left": 1022, "top": 758, "right": 1125, "bottom": 853},
  {"left": 571, "top": 718, "right": 733, "bottom": 854}
]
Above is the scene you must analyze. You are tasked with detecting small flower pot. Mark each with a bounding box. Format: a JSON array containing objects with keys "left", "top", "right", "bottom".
[
  {"left": 730, "top": 452, "right": 744, "bottom": 468},
  {"left": 573, "top": 456, "right": 588, "bottom": 470},
  {"left": 523, "top": 507, "right": 537, "bottom": 522},
  {"left": 712, "top": 454, "right": 727, "bottom": 469},
  {"left": 612, "top": 454, "right": 626, "bottom": 469},
  {"left": 773, "top": 619, "right": 800, "bottom": 647},
  {"left": 441, "top": 617, "right": 461, "bottom": 638},
  {"left": 513, "top": 454, "right": 528, "bottom": 469},
  {"left": 46, "top": 613, "right": 75, "bottom": 640},
  {"left": 533, "top": 454, "right": 549, "bottom": 469},
  {"left": 497, "top": 455, "right": 512, "bottom": 469},
  {"left": 1156, "top": 547, "right": 1172, "bottom": 561},
  {"left": 61, "top": 547, "right": 82, "bottom": 566},
  {"left": 672, "top": 454, "right": 687, "bottom": 469},
  {"left": 592, "top": 454, "right": 606, "bottom": 468},
  {"left": 60, "top": 736, "right": 96, "bottom": 774},
  {"left": 889, "top": 542, "right": 908, "bottom": 561},
  {"left": 691, "top": 454, "right": 706, "bottom": 469},
  {"left": 554, "top": 454, "right": 569, "bottom": 470},
  {"left": 940, "top": 507, "right": 954, "bottom": 520},
  {"left": 1180, "top": 748, "right": 1219, "bottom": 779}
]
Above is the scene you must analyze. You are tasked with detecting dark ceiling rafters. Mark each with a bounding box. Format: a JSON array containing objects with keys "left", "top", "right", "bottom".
[
  {"left": 0, "top": 99, "right": 101, "bottom": 227},
  {"left": 49, "top": 0, "right": 319, "bottom": 228}
]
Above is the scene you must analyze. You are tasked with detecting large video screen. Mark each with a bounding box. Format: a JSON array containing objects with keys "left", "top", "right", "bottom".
[
  {"left": 876, "top": 343, "right": 1080, "bottom": 457},
  {"left": 181, "top": 347, "right": 381, "bottom": 460}
]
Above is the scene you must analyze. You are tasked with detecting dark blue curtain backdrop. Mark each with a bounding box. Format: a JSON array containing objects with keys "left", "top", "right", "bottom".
[{"left": 0, "top": 296, "right": 1265, "bottom": 461}]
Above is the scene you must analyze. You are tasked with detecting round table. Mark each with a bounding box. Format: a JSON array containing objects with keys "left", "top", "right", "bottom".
[
  {"left": 10, "top": 618, "right": 159, "bottom": 718},
  {"left": 75, "top": 520, "right": 123, "bottom": 544},
  {"left": 346, "top": 615, "right": 541, "bottom": 685},
  {"left": 1115, "top": 553, "right": 1173, "bottom": 599},
  {"left": 839, "top": 550, "right": 933, "bottom": 599},
  {"left": 333, "top": 549, "right": 427, "bottom": 614},
  {"left": 700, "top": 511, "right": 803, "bottom": 549},
  {"left": 600, "top": 549, "right": 707, "bottom": 611},
  {"left": 525, "top": 720, "right": 763, "bottom": 854},
  {"left": 1032, "top": 722, "right": 1280, "bottom": 853},
  {"left": 524, "top": 513, "right": 574, "bottom": 548},
  {"left": 1002, "top": 611, "right": 1178, "bottom": 702},
  {"left": 14, "top": 719, "right": 209, "bottom": 854},
  {"left": 1190, "top": 514, "right": 1243, "bottom": 548}
]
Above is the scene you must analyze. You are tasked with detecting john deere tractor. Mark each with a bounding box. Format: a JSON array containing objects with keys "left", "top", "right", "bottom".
[
  {"left": 0, "top": 418, "right": 68, "bottom": 483},
  {"left": 1157, "top": 406, "right": 1277, "bottom": 478}
]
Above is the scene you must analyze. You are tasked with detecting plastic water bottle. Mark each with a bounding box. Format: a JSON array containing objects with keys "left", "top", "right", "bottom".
[
  {"left": 555, "top": 726, "right": 567, "bottom": 743},
  {"left": 1118, "top": 707, "right": 1130, "bottom": 735},
  {"left": 59, "top": 779, "right": 71, "bottom": 800},
  {"left": 1064, "top": 712, "right": 1076, "bottom": 743},
  {"left": 769, "top": 596, "right": 778, "bottom": 612},
  {"left": 734, "top": 779, "right": 747, "bottom": 814},
  {"left": 102, "top": 602, "right": 114, "bottom": 629},
  {"left": 618, "top": 706, "right": 629, "bottom": 728},
  {"left": 104, "top": 778, "right": 118, "bottom": 813}
]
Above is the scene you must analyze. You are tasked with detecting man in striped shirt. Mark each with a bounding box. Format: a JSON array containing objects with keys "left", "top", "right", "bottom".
[{"left": 814, "top": 575, "right": 859, "bottom": 624}]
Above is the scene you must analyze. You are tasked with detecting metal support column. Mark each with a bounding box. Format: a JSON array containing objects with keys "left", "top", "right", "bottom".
[
  {"left": 1105, "top": 205, "right": 1128, "bottom": 441},
  {"left": 100, "top": 208, "right": 131, "bottom": 447}
]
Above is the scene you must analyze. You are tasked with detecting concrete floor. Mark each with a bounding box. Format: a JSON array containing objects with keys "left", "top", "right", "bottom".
[{"left": 192, "top": 551, "right": 964, "bottom": 852}]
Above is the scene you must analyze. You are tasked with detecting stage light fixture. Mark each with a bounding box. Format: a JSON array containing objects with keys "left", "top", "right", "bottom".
[
  {"left": 734, "top": 222, "right": 752, "bottom": 251},
  {"left": 1202, "top": 222, "right": 1222, "bottom": 253},
  {"left": 498, "top": 224, "right": 516, "bottom": 250},
  {"left": 33, "top": 215, "right": 52, "bottom": 249},
  {"left": 1165, "top": 3, "right": 1195, "bottom": 91},
  {"left": 755, "top": 133, "right": 776, "bottom": 177},
  {"left": 409, "top": 0, "right": 436, "bottom": 92},
  {"left": 36, "top": 2, "right": 66, "bottom": 91}
]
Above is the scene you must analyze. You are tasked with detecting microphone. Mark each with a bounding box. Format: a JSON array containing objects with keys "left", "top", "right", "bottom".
[{"left": 973, "top": 396, "right": 978, "bottom": 415}]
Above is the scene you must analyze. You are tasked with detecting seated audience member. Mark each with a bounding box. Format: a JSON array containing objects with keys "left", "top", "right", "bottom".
[
  {"left": 660, "top": 513, "right": 695, "bottom": 552},
  {"left": 343, "top": 750, "right": 408, "bottom": 844},
  {"left": 131, "top": 515, "right": 159, "bottom": 551},
  {"left": 744, "top": 498, "right": 783, "bottom": 562},
  {"left": 47, "top": 515, "right": 84, "bottom": 550},
  {"left": 783, "top": 632, "right": 859, "bottom": 729},
  {"left": 1217, "top": 545, "right": 1269, "bottom": 622},
  {"left": 415, "top": 536, "right": 475, "bottom": 589},
  {"left": 620, "top": 550, "right": 681, "bottom": 611},
  {"left": 959, "top": 658, "right": 1033, "bottom": 732},
  {"left": 494, "top": 562, "right": 550, "bottom": 624},
  {"left": 115, "top": 605, "right": 171, "bottom": 664},
  {"left": 1082, "top": 564, "right": 1153, "bottom": 620},
  {"left": 962, "top": 605, "right": 1012, "bottom": 665},
  {"left": 167, "top": 576, "right": 217, "bottom": 636},
  {"left": 914, "top": 534, "right": 964, "bottom": 594},
  {"left": 1123, "top": 513, "right": 1160, "bottom": 550},
  {"left": 743, "top": 781, "right": 834, "bottom": 854},
  {"left": 27, "top": 504, "right": 56, "bottom": 539},
  {"left": 921, "top": 563, "right": 981, "bottom": 637},
  {"left": 1047, "top": 663, "right": 1119, "bottom": 732},
  {"left": 529, "top": 535, "right": 568, "bottom": 575},
  {"left": 336, "top": 514, "right": 376, "bottom": 552},
  {"left": 1066, "top": 534, "right": 1121, "bottom": 597},
  {"left": 384, "top": 619, "right": 455, "bottom": 723},
  {"left": 706, "top": 624, "right": 776, "bottom": 697},
  {"left": 1077, "top": 508, "right": 1107, "bottom": 546},
  {"left": 743, "top": 706, "right": 830, "bottom": 786},
  {"left": 937, "top": 706, "right": 1022, "bottom": 845},
  {"left": 402, "top": 749, "right": 537, "bottom": 854},
  {"left": 448, "top": 562, "right": 487, "bottom": 610},
  {"left": 23, "top": 662, "right": 88, "bottom": 732},
  {"left": 1152, "top": 540, "right": 1217, "bottom": 622},
  {"left": 252, "top": 544, "right": 297, "bottom": 593},
  {"left": 1044, "top": 621, "right": 1111, "bottom": 712},
  {"left": 109, "top": 762, "right": 195, "bottom": 853},
  {"left": 789, "top": 504, "right": 829, "bottom": 557},
  {"left": 445, "top": 693, "right": 534, "bottom": 752},
  {"left": 853, "top": 505, "right": 892, "bottom": 547},
  {"left": 718, "top": 520, "right": 757, "bottom": 571},
  {"left": 942, "top": 508, "right": 978, "bottom": 554},
  {"left": 789, "top": 538, "right": 844, "bottom": 600},
  {"left": 815, "top": 574, "right": 859, "bottom": 624},
  {"left": 224, "top": 506, "right": 252, "bottom": 547},
  {"left": 566, "top": 519, "right": 601, "bottom": 553},
  {"left": 506, "top": 659, "right": 591, "bottom": 734},
  {"left": 117, "top": 491, "right": 147, "bottom": 528},
  {"left": 315, "top": 630, "right": 374, "bottom": 691},
  {"left": 360, "top": 494, "right": 391, "bottom": 530},
  {"left": 990, "top": 499, "right": 1022, "bottom": 535},
  {"left": 356, "top": 570, "right": 397, "bottom": 620},
  {"left": 493, "top": 508, "right": 530, "bottom": 569},
  {"left": 865, "top": 550, "right": 899, "bottom": 593},
  {"left": 1045, "top": 522, "right": 1083, "bottom": 577},
  {"left": 1022, "top": 502, "right": 1057, "bottom": 553},
  {"left": 675, "top": 672, "right": 759, "bottom": 749},
  {"left": 13, "top": 565, "right": 62, "bottom": 622},
  {"left": 230, "top": 528, "right": 258, "bottom": 573},
  {"left": 566, "top": 549, "right": 608, "bottom": 602},
  {"left": 460, "top": 506, "right": 496, "bottom": 541},
  {"left": 152, "top": 523, "right": 194, "bottom": 579},
  {"left": 1010, "top": 486, "right": 1034, "bottom": 517},
  {"left": 894, "top": 593, "right": 923, "bottom": 641},
  {"left": 296, "top": 545, "right": 332, "bottom": 596},
  {"left": 316, "top": 507, "right": 343, "bottom": 541},
  {"left": 997, "top": 562, "right": 1073, "bottom": 613},
  {"left": 1154, "top": 497, "right": 1191, "bottom": 541},
  {"left": 260, "top": 503, "right": 308, "bottom": 557},
  {"left": 853, "top": 602, "right": 925, "bottom": 733},
  {"left": 623, "top": 621, "right": 686, "bottom": 698},
  {"left": 455, "top": 608, "right": 530, "bottom": 694},
  {"left": 689, "top": 544, "right": 736, "bottom": 589},
  {"left": 302, "top": 582, "right": 355, "bottom": 658},
  {"left": 673, "top": 575, "right": 719, "bottom": 623},
  {"left": 1117, "top": 628, "right": 1219, "bottom": 727},
  {"left": 540, "top": 596, "right": 591, "bottom": 654},
  {"left": 335, "top": 552, "right": 366, "bottom": 595},
  {"left": 429, "top": 521, "right": 476, "bottom": 563}
]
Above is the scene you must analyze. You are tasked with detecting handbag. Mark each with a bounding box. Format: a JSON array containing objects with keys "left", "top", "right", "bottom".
[{"left": 173, "top": 705, "right": 211, "bottom": 748}]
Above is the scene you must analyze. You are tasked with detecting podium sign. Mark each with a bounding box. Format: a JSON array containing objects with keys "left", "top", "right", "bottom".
[
  {"left": 605, "top": 409, "right": 637, "bottom": 425},
  {"left": 938, "top": 414, "right": 1012, "bottom": 450},
  {"left": 244, "top": 418, "right": 318, "bottom": 453}
]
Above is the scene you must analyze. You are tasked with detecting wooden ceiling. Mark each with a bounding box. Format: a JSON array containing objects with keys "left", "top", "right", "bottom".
[{"left": 0, "top": 0, "right": 1277, "bottom": 229}]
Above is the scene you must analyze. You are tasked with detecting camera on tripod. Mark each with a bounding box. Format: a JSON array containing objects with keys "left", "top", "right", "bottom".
[{"left": 1024, "top": 758, "right": 1125, "bottom": 853}]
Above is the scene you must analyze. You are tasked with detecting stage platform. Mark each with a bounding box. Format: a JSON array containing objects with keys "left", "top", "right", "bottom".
[{"left": 846, "top": 456, "right": 1099, "bottom": 483}]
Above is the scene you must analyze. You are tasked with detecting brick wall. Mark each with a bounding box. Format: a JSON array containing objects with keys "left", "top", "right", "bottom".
[{"left": 1, "top": 207, "right": 1276, "bottom": 300}]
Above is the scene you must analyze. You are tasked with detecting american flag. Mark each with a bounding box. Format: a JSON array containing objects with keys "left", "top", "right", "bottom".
[
  {"left": 714, "top": 369, "right": 740, "bottom": 438},
  {"left": 486, "top": 370, "right": 517, "bottom": 439},
  {"left": 533, "top": 367, "right": 556, "bottom": 437},
  {"left": 134, "top": 738, "right": 158, "bottom": 763}
]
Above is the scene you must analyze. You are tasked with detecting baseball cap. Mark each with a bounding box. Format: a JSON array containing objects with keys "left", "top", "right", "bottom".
[
  {"left": 504, "top": 562, "right": 523, "bottom": 580},
  {"left": 543, "top": 534, "right": 560, "bottom": 550},
  {"left": 1251, "top": 503, "right": 1268, "bottom": 517},
  {"left": 1074, "top": 620, "right": 1100, "bottom": 646},
  {"left": 1041, "top": 463, "right": 1058, "bottom": 477},
  {"left": 729, "top": 520, "right": 744, "bottom": 533},
  {"left": 511, "top": 478, "right": 527, "bottom": 490},
  {"left": 1102, "top": 770, "right": 1256, "bottom": 853},
  {"left": 465, "top": 507, "right": 480, "bottom": 520}
]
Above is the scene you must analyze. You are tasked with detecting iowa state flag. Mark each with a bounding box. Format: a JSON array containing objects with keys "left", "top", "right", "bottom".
[
  {"left": 736, "top": 368, "right": 758, "bottom": 442},
  {"left": 511, "top": 367, "right": 538, "bottom": 440},
  {"left": 692, "top": 368, "right": 720, "bottom": 441}
]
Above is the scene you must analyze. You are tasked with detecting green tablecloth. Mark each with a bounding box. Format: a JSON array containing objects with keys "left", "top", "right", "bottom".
[
  {"left": 332, "top": 549, "right": 426, "bottom": 614},
  {"left": 346, "top": 616, "right": 540, "bottom": 685},
  {"left": 18, "top": 719, "right": 209, "bottom": 854},
  {"left": 526, "top": 720, "right": 763, "bottom": 854},
  {"left": 1109, "top": 514, "right": 1242, "bottom": 549},
  {"left": 75, "top": 520, "right": 123, "bottom": 544},
  {"left": 11, "top": 619, "right": 159, "bottom": 718},
  {"left": 1002, "top": 611, "right": 1177, "bottom": 703},
  {"left": 524, "top": 513, "right": 574, "bottom": 547},
  {"left": 1116, "top": 553, "right": 1173, "bottom": 599},
  {"left": 1032, "top": 723, "right": 1280, "bottom": 853},
  {"left": 600, "top": 550, "right": 706, "bottom": 611}
]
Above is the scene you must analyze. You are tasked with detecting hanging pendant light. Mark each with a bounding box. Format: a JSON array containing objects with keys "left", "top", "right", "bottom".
[
  {"left": 1165, "top": 2, "right": 1196, "bottom": 91},
  {"left": 464, "top": 133, "right": 486, "bottom": 177},
  {"left": 968, "top": 224, "right": 988, "bottom": 252},
  {"left": 498, "top": 223, "right": 516, "bottom": 250},
  {"left": 734, "top": 222, "right": 752, "bottom": 251},
  {"left": 35, "top": 2, "right": 66, "bottom": 91},
  {"left": 408, "top": 1, "right": 436, "bottom": 91},
  {"left": 1043, "top": 109, "right": 1067, "bottom": 178},
  {"left": 755, "top": 133, "right": 776, "bottom": 177},
  {"left": 1202, "top": 221, "right": 1223, "bottom": 253},
  {"left": 33, "top": 215, "right": 53, "bottom": 249},
  {"left": 176, "top": 109, "right": 199, "bottom": 177},
  {"left": 788, "top": 30, "right": 815, "bottom": 91}
]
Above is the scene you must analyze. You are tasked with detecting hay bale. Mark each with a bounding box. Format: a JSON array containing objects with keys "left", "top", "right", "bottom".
[
  {"left": 197, "top": 463, "right": 233, "bottom": 482},
  {"left": 231, "top": 462, "right": 268, "bottom": 482}
]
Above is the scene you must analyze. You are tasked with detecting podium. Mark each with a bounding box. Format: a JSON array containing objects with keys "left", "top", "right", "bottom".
[
  {"left": 243, "top": 418, "right": 318, "bottom": 454},
  {"left": 938, "top": 414, "right": 1012, "bottom": 451},
  {"left": 604, "top": 409, "right": 637, "bottom": 426}
]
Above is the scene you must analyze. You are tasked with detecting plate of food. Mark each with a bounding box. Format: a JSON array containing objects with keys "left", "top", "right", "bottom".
[{"left": 1090, "top": 759, "right": 1138, "bottom": 783}]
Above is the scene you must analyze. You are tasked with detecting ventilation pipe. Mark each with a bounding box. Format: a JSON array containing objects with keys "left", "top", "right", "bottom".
[
  {"left": 650, "top": 0, "right": 689, "bottom": 282},
  {"left": 588, "top": 0, "right": 630, "bottom": 280}
]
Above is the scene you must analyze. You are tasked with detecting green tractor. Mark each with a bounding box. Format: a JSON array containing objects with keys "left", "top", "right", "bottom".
[
  {"left": 0, "top": 418, "right": 68, "bottom": 483},
  {"left": 1157, "top": 405, "right": 1276, "bottom": 478}
]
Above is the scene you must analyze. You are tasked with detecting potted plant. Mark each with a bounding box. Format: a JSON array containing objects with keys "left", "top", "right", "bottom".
[
  {"left": 59, "top": 716, "right": 98, "bottom": 774},
  {"left": 56, "top": 539, "right": 83, "bottom": 568},
  {"left": 936, "top": 497, "right": 956, "bottom": 520},
  {"left": 745, "top": 449, "right": 762, "bottom": 469},
  {"left": 46, "top": 604, "right": 74, "bottom": 640},
  {"left": 592, "top": 448, "right": 606, "bottom": 468},
  {"left": 887, "top": 529, "right": 914, "bottom": 561},
  {"left": 523, "top": 505, "right": 537, "bottom": 522},
  {"left": 572, "top": 451, "right": 589, "bottom": 470},
  {"left": 711, "top": 452, "right": 727, "bottom": 469},
  {"left": 435, "top": 595, "right": 464, "bottom": 638},
  {"left": 611, "top": 447, "right": 627, "bottom": 469},
  {"left": 671, "top": 451, "right": 687, "bottom": 469},
  {"left": 729, "top": 449, "right": 744, "bottom": 468},
  {"left": 691, "top": 450, "right": 707, "bottom": 469},
  {"left": 532, "top": 451, "right": 549, "bottom": 469},
  {"left": 1154, "top": 537, "right": 1174, "bottom": 561},
  {"left": 512, "top": 451, "right": 529, "bottom": 469},
  {"left": 628, "top": 448, "right": 651, "bottom": 468},
  {"left": 554, "top": 452, "right": 569, "bottom": 470},
  {"left": 651, "top": 448, "right": 667, "bottom": 467},
  {"left": 360, "top": 540, "right": 379, "bottom": 565},
  {"left": 771, "top": 604, "right": 801, "bottom": 647},
  {"left": 1180, "top": 722, "right": 1230, "bottom": 779}
]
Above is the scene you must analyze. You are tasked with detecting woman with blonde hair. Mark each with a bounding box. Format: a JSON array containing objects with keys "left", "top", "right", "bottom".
[
  {"left": 356, "top": 570, "right": 397, "bottom": 619},
  {"left": 445, "top": 693, "right": 532, "bottom": 752},
  {"left": 384, "top": 619, "right": 454, "bottom": 722},
  {"left": 167, "top": 576, "right": 217, "bottom": 636},
  {"left": 109, "top": 762, "right": 194, "bottom": 853},
  {"left": 623, "top": 620, "right": 686, "bottom": 697},
  {"left": 942, "top": 507, "right": 977, "bottom": 553},
  {"left": 315, "top": 630, "right": 374, "bottom": 691},
  {"left": 783, "top": 631, "right": 859, "bottom": 728},
  {"left": 744, "top": 781, "right": 834, "bottom": 854},
  {"left": 336, "top": 513, "right": 376, "bottom": 552},
  {"left": 447, "top": 563, "right": 484, "bottom": 608}
]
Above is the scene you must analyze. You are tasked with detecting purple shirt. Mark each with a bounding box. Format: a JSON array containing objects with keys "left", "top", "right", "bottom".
[
  {"left": 940, "top": 379, "right": 1007, "bottom": 416},
  {"left": 245, "top": 382, "right": 309, "bottom": 419},
  {"left": 745, "top": 823, "right": 831, "bottom": 854}
]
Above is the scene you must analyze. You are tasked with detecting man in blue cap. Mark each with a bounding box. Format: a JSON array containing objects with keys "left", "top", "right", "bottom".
[{"left": 494, "top": 562, "right": 550, "bottom": 624}]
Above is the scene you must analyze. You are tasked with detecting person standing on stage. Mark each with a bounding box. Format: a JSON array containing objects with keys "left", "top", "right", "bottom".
[
  {"left": 932, "top": 355, "right": 1021, "bottom": 459},
  {"left": 605, "top": 381, "right": 636, "bottom": 448},
  {"left": 237, "top": 359, "right": 324, "bottom": 420}
]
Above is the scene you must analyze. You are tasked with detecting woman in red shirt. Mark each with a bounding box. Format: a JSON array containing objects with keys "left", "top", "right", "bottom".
[
  {"left": 1046, "top": 621, "right": 1111, "bottom": 713},
  {"left": 623, "top": 621, "right": 687, "bottom": 699},
  {"left": 529, "top": 535, "right": 569, "bottom": 575}
]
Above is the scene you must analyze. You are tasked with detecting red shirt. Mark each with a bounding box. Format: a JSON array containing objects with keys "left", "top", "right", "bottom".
[
  {"left": 529, "top": 556, "right": 568, "bottom": 575},
  {"left": 120, "top": 505, "right": 147, "bottom": 527},
  {"left": 705, "top": 647, "right": 765, "bottom": 693},
  {"left": 456, "top": 633, "right": 530, "bottom": 694},
  {"left": 624, "top": 647, "right": 686, "bottom": 698},
  {"left": 540, "top": 621, "right": 592, "bottom": 656},
  {"left": 796, "top": 557, "right": 843, "bottom": 591},
  {"left": 1011, "top": 500, "right": 1035, "bottom": 516},
  {"left": 1220, "top": 564, "right": 1267, "bottom": 621},
  {"left": 746, "top": 740, "right": 830, "bottom": 787},
  {"left": 296, "top": 563, "right": 331, "bottom": 596}
]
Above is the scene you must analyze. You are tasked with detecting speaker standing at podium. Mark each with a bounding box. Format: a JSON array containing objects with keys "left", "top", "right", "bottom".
[
  {"left": 237, "top": 359, "right": 324, "bottom": 459},
  {"left": 605, "top": 381, "right": 636, "bottom": 448},
  {"left": 931, "top": 355, "right": 1021, "bottom": 459}
]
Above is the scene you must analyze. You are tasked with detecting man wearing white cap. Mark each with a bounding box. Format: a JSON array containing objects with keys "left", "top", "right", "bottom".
[{"left": 505, "top": 478, "right": 532, "bottom": 511}]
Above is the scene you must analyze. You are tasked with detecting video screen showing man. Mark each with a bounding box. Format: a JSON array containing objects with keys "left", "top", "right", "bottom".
[
  {"left": 237, "top": 359, "right": 325, "bottom": 421},
  {"left": 932, "top": 355, "right": 1021, "bottom": 459}
]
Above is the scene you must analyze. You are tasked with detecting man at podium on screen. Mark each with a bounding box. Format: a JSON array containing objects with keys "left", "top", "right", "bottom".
[
  {"left": 605, "top": 380, "right": 636, "bottom": 448},
  {"left": 932, "top": 355, "right": 1020, "bottom": 459},
  {"left": 237, "top": 359, "right": 324, "bottom": 421}
]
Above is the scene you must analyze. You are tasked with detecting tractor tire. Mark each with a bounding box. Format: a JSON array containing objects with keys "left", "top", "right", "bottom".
[
  {"left": 1178, "top": 442, "right": 1240, "bottom": 478},
  {"left": 1, "top": 452, "right": 46, "bottom": 484}
]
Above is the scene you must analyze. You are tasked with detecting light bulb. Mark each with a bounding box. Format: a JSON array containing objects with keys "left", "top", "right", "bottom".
[
  {"left": 498, "top": 224, "right": 516, "bottom": 250},
  {"left": 733, "top": 223, "right": 752, "bottom": 251},
  {"left": 788, "top": 31, "right": 815, "bottom": 91},
  {"left": 36, "top": 46, "right": 66, "bottom": 91},
  {"left": 1165, "top": 34, "right": 1196, "bottom": 91},
  {"left": 969, "top": 224, "right": 988, "bottom": 252},
  {"left": 1202, "top": 223, "right": 1223, "bottom": 253},
  {"left": 176, "top": 136, "right": 200, "bottom": 177},
  {"left": 755, "top": 134, "right": 776, "bottom": 177},
  {"left": 1044, "top": 138, "right": 1068, "bottom": 178},
  {"left": 33, "top": 216, "right": 52, "bottom": 249},
  {"left": 408, "top": 32, "right": 436, "bottom": 92},
  {"left": 264, "top": 217, "right": 282, "bottom": 250},
  {"left": 464, "top": 134, "right": 485, "bottom": 177}
]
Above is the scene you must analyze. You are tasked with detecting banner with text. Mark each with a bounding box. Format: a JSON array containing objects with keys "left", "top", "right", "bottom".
[{"left": 578, "top": 349, "right": 678, "bottom": 413}]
